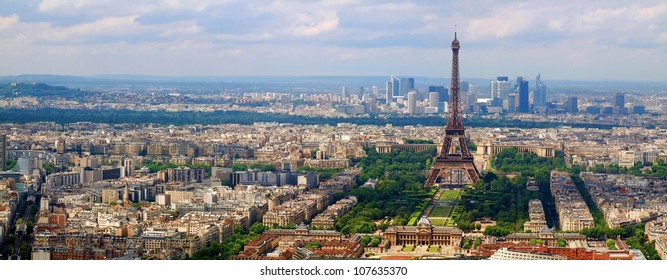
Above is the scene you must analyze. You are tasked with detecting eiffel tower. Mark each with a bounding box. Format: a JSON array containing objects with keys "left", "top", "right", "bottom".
[{"left": 425, "top": 32, "right": 480, "bottom": 187}]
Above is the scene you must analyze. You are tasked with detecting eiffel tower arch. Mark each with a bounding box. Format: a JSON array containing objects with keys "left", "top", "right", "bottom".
[{"left": 425, "top": 32, "right": 480, "bottom": 187}]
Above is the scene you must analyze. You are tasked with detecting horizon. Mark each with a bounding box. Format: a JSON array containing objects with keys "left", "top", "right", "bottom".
[
  {"left": 1, "top": 1, "right": 666, "bottom": 81},
  {"left": 4, "top": 73, "right": 667, "bottom": 84}
]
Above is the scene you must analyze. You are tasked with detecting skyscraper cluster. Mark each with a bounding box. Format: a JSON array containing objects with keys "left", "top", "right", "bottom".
[
  {"left": 487, "top": 74, "right": 548, "bottom": 114},
  {"left": 383, "top": 76, "right": 451, "bottom": 115}
]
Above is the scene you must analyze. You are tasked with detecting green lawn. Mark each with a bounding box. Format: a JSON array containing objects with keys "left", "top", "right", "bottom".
[
  {"left": 427, "top": 246, "right": 441, "bottom": 253},
  {"left": 429, "top": 206, "right": 452, "bottom": 217},
  {"left": 439, "top": 189, "right": 461, "bottom": 201},
  {"left": 402, "top": 245, "right": 415, "bottom": 252},
  {"left": 428, "top": 218, "right": 450, "bottom": 226}
]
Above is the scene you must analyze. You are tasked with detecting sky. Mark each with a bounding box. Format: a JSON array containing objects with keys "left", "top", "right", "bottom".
[{"left": 0, "top": 0, "right": 666, "bottom": 81}]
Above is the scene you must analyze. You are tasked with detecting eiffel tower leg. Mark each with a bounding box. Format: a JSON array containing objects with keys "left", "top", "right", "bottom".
[{"left": 425, "top": 168, "right": 440, "bottom": 186}]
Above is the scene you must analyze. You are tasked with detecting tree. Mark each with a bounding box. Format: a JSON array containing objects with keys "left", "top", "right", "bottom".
[
  {"left": 43, "top": 162, "right": 56, "bottom": 175},
  {"left": 369, "top": 236, "right": 382, "bottom": 247},
  {"left": 250, "top": 222, "right": 267, "bottom": 235},
  {"left": 606, "top": 239, "right": 617, "bottom": 250},
  {"left": 557, "top": 238, "right": 567, "bottom": 247},
  {"left": 473, "top": 238, "right": 482, "bottom": 248},
  {"left": 462, "top": 239, "right": 471, "bottom": 249},
  {"left": 360, "top": 235, "right": 372, "bottom": 247}
]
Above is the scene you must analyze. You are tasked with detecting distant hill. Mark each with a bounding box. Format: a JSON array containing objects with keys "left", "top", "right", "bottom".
[{"left": 0, "top": 82, "right": 86, "bottom": 98}]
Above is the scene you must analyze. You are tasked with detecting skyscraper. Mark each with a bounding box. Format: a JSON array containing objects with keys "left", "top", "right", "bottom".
[
  {"left": 567, "top": 96, "right": 579, "bottom": 113},
  {"left": 341, "top": 86, "right": 347, "bottom": 98},
  {"left": 386, "top": 75, "right": 400, "bottom": 104},
  {"left": 517, "top": 77, "right": 530, "bottom": 113},
  {"left": 490, "top": 77, "right": 512, "bottom": 100},
  {"left": 400, "top": 77, "right": 414, "bottom": 97},
  {"left": 0, "top": 135, "right": 6, "bottom": 171},
  {"left": 428, "top": 86, "right": 448, "bottom": 103},
  {"left": 429, "top": 92, "right": 439, "bottom": 108},
  {"left": 385, "top": 81, "right": 393, "bottom": 104},
  {"left": 407, "top": 91, "right": 417, "bottom": 114},
  {"left": 615, "top": 93, "right": 626, "bottom": 114},
  {"left": 508, "top": 93, "right": 516, "bottom": 113},
  {"left": 460, "top": 81, "right": 469, "bottom": 93},
  {"left": 534, "top": 73, "right": 547, "bottom": 107},
  {"left": 467, "top": 83, "right": 478, "bottom": 107}
]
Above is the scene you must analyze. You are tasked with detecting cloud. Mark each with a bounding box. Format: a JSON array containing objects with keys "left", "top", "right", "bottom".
[
  {"left": 0, "top": 14, "right": 19, "bottom": 30},
  {"left": 1, "top": 0, "right": 666, "bottom": 80},
  {"left": 293, "top": 11, "right": 339, "bottom": 37},
  {"left": 37, "top": 0, "right": 236, "bottom": 16},
  {"left": 638, "top": 3, "right": 667, "bottom": 20},
  {"left": 466, "top": 7, "right": 537, "bottom": 40}
]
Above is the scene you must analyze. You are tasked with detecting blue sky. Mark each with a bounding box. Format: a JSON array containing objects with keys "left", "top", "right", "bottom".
[{"left": 0, "top": 0, "right": 666, "bottom": 81}]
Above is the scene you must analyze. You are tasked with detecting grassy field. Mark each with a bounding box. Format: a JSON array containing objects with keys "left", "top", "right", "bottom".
[
  {"left": 402, "top": 245, "right": 415, "bottom": 252},
  {"left": 429, "top": 206, "right": 453, "bottom": 217},
  {"left": 438, "top": 189, "right": 461, "bottom": 201},
  {"left": 427, "top": 246, "right": 441, "bottom": 252},
  {"left": 428, "top": 218, "right": 450, "bottom": 226}
]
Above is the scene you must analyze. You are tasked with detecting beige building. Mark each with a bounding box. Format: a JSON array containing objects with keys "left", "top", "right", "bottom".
[
  {"left": 523, "top": 199, "right": 547, "bottom": 232},
  {"left": 383, "top": 217, "right": 463, "bottom": 247},
  {"left": 262, "top": 206, "right": 305, "bottom": 227},
  {"left": 101, "top": 189, "right": 119, "bottom": 204},
  {"left": 165, "top": 191, "right": 194, "bottom": 204},
  {"left": 551, "top": 171, "right": 594, "bottom": 232}
]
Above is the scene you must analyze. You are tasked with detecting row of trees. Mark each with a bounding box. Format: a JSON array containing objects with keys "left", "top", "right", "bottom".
[
  {"left": 0, "top": 108, "right": 619, "bottom": 129},
  {"left": 587, "top": 160, "right": 667, "bottom": 177},
  {"left": 296, "top": 166, "right": 344, "bottom": 181}
]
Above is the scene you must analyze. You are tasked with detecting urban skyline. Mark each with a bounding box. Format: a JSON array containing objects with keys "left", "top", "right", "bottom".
[{"left": 0, "top": 0, "right": 666, "bottom": 81}]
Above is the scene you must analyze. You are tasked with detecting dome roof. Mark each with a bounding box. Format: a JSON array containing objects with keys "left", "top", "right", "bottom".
[{"left": 417, "top": 216, "right": 431, "bottom": 227}]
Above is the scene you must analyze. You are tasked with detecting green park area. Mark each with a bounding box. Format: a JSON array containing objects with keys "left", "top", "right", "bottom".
[{"left": 438, "top": 189, "right": 461, "bottom": 201}]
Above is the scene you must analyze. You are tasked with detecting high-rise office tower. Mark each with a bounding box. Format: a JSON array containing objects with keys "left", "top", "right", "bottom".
[
  {"left": 567, "top": 96, "right": 579, "bottom": 113},
  {"left": 508, "top": 93, "right": 516, "bottom": 113},
  {"left": 467, "top": 83, "right": 478, "bottom": 107},
  {"left": 407, "top": 91, "right": 417, "bottom": 114},
  {"left": 400, "top": 77, "right": 414, "bottom": 97},
  {"left": 0, "top": 135, "right": 6, "bottom": 171},
  {"left": 391, "top": 75, "right": 400, "bottom": 97},
  {"left": 460, "top": 81, "right": 469, "bottom": 93},
  {"left": 429, "top": 92, "right": 439, "bottom": 108},
  {"left": 615, "top": 93, "right": 626, "bottom": 114},
  {"left": 386, "top": 81, "right": 393, "bottom": 104},
  {"left": 534, "top": 73, "right": 547, "bottom": 107},
  {"left": 428, "top": 86, "right": 448, "bottom": 103},
  {"left": 517, "top": 77, "right": 530, "bottom": 113},
  {"left": 358, "top": 87, "right": 364, "bottom": 97},
  {"left": 490, "top": 77, "right": 512, "bottom": 100}
]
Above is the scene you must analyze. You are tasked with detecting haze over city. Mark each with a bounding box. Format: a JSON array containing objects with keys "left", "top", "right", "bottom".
[{"left": 1, "top": 0, "right": 666, "bottom": 81}]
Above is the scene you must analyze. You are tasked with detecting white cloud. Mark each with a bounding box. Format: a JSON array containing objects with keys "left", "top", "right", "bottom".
[
  {"left": 37, "top": 0, "right": 236, "bottom": 15},
  {"left": 638, "top": 3, "right": 667, "bottom": 20},
  {"left": 466, "top": 8, "right": 536, "bottom": 40},
  {"left": 0, "top": 14, "right": 19, "bottom": 30},
  {"left": 293, "top": 11, "right": 339, "bottom": 37}
]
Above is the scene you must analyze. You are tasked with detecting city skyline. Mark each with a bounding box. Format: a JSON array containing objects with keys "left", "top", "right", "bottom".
[{"left": 0, "top": 0, "right": 666, "bottom": 81}]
